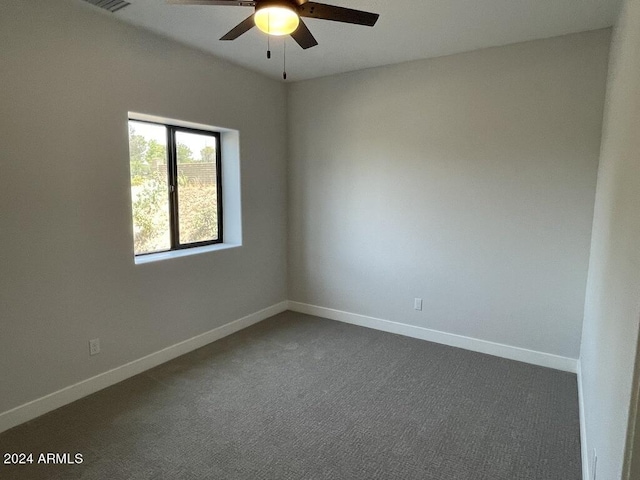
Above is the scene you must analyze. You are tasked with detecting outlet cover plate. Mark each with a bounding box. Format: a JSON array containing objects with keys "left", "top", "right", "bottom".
[
  {"left": 414, "top": 298, "right": 423, "bottom": 311},
  {"left": 89, "top": 338, "right": 100, "bottom": 356}
]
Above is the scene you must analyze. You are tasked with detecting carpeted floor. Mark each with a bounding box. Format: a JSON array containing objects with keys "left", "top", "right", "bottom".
[{"left": 0, "top": 311, "right": 581, "bottom": 479}]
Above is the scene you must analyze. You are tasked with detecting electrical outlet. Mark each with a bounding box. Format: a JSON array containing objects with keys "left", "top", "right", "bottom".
[
  {"left": 414, "top": 298, "right": 423, "bottom": 311},
  {"left": 89, "top": 338, "right": 100, "bottom": 356},
  {"left": 592, "top": 449, "right": 597, "bottom": 480}
]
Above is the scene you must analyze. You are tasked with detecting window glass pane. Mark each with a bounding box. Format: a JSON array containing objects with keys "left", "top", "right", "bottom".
[
  {"left": 128, "top": 121, "right": 171, "bottom": 255},
  {"left": 175, "top": 130, "right": 219, "bottom": 244}
]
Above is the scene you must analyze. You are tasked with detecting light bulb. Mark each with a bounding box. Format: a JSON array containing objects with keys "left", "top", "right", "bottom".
[{"left": 254, "top": 6, "right": 299, "bottom": 36}]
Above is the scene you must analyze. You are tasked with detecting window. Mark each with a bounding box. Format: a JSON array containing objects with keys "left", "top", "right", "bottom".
[{"left": 128, "top": 119, "right": 222, "bottom": 256}]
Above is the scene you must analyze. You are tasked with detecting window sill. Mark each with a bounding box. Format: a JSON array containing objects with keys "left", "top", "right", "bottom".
[{"left": 134, "top": 242, "right": 241, "bottom": 265}]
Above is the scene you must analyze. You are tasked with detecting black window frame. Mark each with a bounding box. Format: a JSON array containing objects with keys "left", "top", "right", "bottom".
[{"left": 129, "top": 119, "right": 223, "bottom": 256}]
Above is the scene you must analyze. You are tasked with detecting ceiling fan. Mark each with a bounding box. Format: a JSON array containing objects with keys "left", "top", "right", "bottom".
[{"left": 168, "top": 0, "right": 379, "bottom": 50}]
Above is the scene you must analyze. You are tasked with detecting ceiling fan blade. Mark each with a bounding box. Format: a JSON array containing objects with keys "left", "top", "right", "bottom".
[
  {"left": 220, "top": 14, "right": 255, "bottom": 40},
  {"left": 168, "top": 0, "right": 255, "bottom": 6},
  {"left": 290, "top": 19, "right": 318, "bottom": 49},
  {"left": 298, "top": 2, "right": 378, "bottom": 26}
]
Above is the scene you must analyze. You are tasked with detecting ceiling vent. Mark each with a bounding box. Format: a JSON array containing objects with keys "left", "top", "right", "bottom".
[{"left": 82, "top": 0, "right": 131, "bottom": 13}]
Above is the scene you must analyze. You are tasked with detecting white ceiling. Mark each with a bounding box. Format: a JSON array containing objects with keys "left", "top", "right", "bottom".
[{"left": 98, "top": 0, "right": 621, "bottom": 81}]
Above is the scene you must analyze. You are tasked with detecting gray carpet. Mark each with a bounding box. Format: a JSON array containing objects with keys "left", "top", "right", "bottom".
[{"left": 0, "top": 311, "right": 581, "bottom": 479}]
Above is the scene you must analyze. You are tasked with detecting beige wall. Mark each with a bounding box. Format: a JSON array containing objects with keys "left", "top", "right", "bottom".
[
  {"left": 288, "top": 29, "right": 610, "bottom": 359},
  {"left": 0, "top": 0, "right": 288, "bottom": 413},
  {"left": 580, "top": 0, "right": 640, "bottom": 478}
]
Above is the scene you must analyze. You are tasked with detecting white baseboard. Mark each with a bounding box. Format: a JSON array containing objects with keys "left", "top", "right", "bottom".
[
  {"left": 287, "top": 301, "right": 578, "bottom": 373},
  {"left": 0, "top": 300, "right": 579, "bottom": 435},
  {"left": 0, "top": 301, "right": 288, "bottom": 434},
  {"left": 577, "top": 360, "right": 590, "bottom": 480}
]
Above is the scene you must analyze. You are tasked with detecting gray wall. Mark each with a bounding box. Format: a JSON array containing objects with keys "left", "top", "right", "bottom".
[
  {"left": 580, "top": 0, "right": 640, "bottom": 478},
  {"left": 0, "top": 0, "right": 287, "bottom": 413},
  {"left": 288, "top": 30, "right": 610, "bottom": 359}
]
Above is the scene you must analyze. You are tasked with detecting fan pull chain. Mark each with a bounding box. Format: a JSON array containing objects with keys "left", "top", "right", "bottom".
[
  {"left": 283, "top": 39, "right": 287, "bottom": 80},
  {"left": 267, "top": 13, "right": 271, "bottom": 59}
]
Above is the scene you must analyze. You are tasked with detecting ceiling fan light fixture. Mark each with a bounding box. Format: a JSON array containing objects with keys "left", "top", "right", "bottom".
[{"left": 254, "top": 4, "right": 299, "bottom": 36}]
